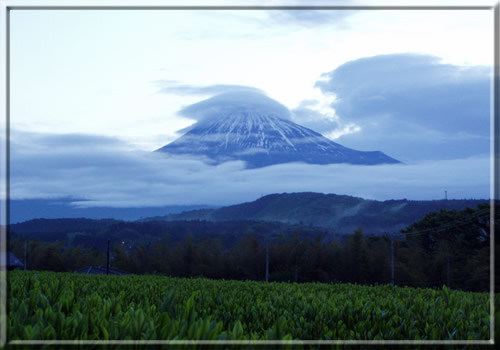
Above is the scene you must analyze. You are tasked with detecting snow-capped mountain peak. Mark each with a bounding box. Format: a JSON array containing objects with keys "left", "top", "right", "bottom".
[{"left": 156, "top": 93, "right": 400, "bottom": 168}]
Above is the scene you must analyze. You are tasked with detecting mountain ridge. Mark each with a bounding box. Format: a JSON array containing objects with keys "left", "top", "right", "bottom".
[
  {"left": 145, "top": 192, "right": 489, "bottom": 234},
  {"left": 9, "top": 198, "right": 217, "bottom": 223}
]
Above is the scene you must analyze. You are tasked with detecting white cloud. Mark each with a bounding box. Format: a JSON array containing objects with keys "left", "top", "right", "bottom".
[
  {"left": 9, "top": 131, "right": 490, "bottom": 208},
  {"left": 178, "top": 91, "right": 292, "bottom": 124},
  {"left": 324, "top": 123, "right": 361, "bottom": 140}
]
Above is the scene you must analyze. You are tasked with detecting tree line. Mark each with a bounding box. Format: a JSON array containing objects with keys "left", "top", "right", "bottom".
[{"left": 8, "top": 203, "right": 495, "bottom": 292}]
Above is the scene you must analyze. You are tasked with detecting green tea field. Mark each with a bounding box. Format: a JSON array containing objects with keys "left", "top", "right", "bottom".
[{"left": 6, "top": 271, "right": 492, "bottom": 343}]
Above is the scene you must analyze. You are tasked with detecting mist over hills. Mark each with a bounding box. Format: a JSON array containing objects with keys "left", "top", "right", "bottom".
[
  {"left": 9, "top": 192, "right": 490, "bottom": 252},
  {"left": 147, "top": 192, "right": 489, "bottom": 234},
  {"left": 9, "top": 198, "right": 216, "bottom": 223}
]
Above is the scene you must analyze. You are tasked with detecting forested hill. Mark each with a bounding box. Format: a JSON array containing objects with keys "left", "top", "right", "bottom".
[
  {"left": 9, "top": 219, "right": 336, "bottom": 250},
  {"left": 149, "top": 192, "right": 489, "bottom": 234}
]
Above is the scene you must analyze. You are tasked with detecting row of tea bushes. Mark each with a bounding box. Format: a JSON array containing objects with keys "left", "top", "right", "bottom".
[{"left": 7, "top": 271, "right": 491, "bottom": 342}]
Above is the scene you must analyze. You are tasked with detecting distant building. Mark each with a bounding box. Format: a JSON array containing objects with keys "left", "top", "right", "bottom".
[
  {"left": 75, "top": 266, "right": 129, "bottom": 275},
  {"left": 0, "top": 252, "right": 24, "bottom": 270}
]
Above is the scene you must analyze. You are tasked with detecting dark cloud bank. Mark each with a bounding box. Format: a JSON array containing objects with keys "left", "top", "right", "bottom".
[{"left": 314, "top": 53, "right": 491, "bottom": 161}]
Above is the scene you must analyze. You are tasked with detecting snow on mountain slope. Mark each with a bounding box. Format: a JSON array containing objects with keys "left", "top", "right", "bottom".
[{"left": 156, "top": 92, "right": 400, "bottom": 168}]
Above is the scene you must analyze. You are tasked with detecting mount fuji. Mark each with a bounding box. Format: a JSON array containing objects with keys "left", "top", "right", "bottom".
[{"left": 156, "top": 92, "right": 400, "bottom": 168}]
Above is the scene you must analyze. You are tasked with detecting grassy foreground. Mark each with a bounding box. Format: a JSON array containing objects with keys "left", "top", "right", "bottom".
[{"left": 6, "top": 271, "right": 491, "bottom": 342}]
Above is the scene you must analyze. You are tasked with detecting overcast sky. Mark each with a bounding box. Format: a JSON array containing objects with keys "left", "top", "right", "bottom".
[{"left": 6, "top": 0, "right": 496, "bottom": 208}]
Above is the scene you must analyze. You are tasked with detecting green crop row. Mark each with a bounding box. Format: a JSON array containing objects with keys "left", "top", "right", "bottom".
[{"left": 6, "top": 271, "right": 492, "bottom": 343}]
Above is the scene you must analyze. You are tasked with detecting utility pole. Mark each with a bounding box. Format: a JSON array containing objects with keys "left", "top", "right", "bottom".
[
  {"left": 265, "top": 242, "right": 269, "bottom": 282},
  {"left": 106, "top": 240, "right": 110, "bottom": 275},
  {"left": 390, "top": 237, "right": 394, "bottom": 285},
  {"left": 446, "top": 256, "right": 451, "bottom": 287},
  {"left": 23, "top": 240, "right": 27, "bottom": 271}
]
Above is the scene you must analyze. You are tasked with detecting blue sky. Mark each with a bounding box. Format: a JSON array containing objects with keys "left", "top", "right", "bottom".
[{"left": 5, "top": 1, "right": 496, "bottom": 208}]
